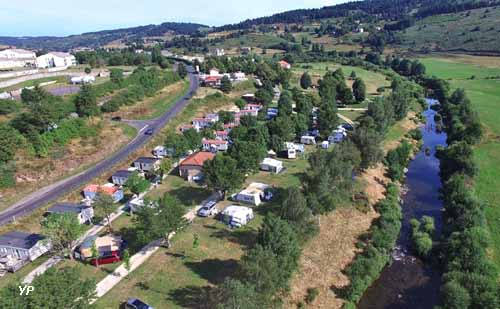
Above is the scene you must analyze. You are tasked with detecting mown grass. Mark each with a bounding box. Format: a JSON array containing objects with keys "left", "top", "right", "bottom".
[
  {"left": 291, "top": 62, "right": 390, "bottom": 97},
  {"left": 94, "top": 215, "right": 263, "bottom": 309},
  {"left": 0, "top": 76, "right": 69, "bottom": 92},
  {"left": 421, "top": 56, "right": 500, "bottom": 267}
]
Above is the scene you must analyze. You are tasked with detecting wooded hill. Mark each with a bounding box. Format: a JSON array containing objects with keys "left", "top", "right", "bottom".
[{"left": 0, "top": 22, "right": 207, "bottom": 51}]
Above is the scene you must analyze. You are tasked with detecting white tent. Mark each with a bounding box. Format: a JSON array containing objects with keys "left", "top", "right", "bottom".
[{"left": 221, "top": 205, "right": 254, "bottom": 228}]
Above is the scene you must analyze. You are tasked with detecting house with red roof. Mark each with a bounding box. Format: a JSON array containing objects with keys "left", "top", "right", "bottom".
[
  {"left": 279, "top": 60, "right": 291, "bottom": 69},
  {"left": 179, "top": 152, "right": 216, "bottom": 182},
  {"left": 215, "top": 130, "right": 230, "bottom": 141},
  {"left": 83, "top": 184, "right": 124, "bottom": 203}
]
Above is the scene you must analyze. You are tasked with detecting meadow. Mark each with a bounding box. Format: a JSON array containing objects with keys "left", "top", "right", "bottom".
[{"left": 421, "top": 55, "right": 500, "bottom": 266}]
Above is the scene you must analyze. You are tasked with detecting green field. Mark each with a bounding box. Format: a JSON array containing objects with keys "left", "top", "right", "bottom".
[
  {"left": 421, "top": 58, "right": 500, "bottom": 80},
  {"left": 421, "top": 56, "right": 500, "bottom": 266},
  {"left": 0, "top": 76, "right": 69, "bottom": 92},
  {"left": 292, "top": 62, "right": 390, "bottom": 97}
]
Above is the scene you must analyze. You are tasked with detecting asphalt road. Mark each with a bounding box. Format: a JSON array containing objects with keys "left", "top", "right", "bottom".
[{"left": 0, "top": 67, "right": 199, "bottom": 226}]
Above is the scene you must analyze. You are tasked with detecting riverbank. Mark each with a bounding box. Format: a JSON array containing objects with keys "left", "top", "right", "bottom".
[
  {"left": 358, "top": 100, "right": 446, "bottom": 309},
  {"left": 285, "top": 111, "right": 419, "bottom": 308}
]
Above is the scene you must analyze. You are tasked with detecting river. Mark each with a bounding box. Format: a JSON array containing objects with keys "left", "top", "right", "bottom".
[{"left": 358, "top": 99, "right": 447, "bottom": 309}]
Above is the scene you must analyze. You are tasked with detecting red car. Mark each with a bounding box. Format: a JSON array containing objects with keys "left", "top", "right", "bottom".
[{"left": 90, "top": 250, "right": 121, "bottom": 266}]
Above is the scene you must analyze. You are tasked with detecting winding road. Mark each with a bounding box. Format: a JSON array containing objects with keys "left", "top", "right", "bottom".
[{"left": 0, "top": 67, "right": 198, "bottom": 226}]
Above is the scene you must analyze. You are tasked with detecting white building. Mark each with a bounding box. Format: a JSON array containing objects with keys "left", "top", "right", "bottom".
[
  {"left": 212, "top": 48, "right": 225, "bottom": 56},
  {"left": 236, "top": 182, "right": 271, "bottom": 206},
  {"left": 202, "top": 139, "right": 229, "bottom": 152},
  {"left": 260, "top": 158, "right": 283, "bottom": 174},
  {"left": 0, "top": 49, "right": 36, "bottom": 69},
  {"left": 36, "top": 52, "right": 77, "bottom": 69}
]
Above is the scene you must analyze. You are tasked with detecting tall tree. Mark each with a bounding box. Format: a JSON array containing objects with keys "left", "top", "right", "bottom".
[
  {"left": 124, "top": 171, "right": 151, "bottom": 195},
  {"left": 220, "top": 76, "right": 233, "bottom": 93},
  {"left": 93, "top": 192, "right": 116, "bottom": 232},
  {"left": 352, "top": 78, "right": 367, "bottom": 103},
  {"left": 42, "top": 213, "right": 85, "bottom": 259},
  {"left": 177, "top": 63, "right": 188, "bottom": 79},
  {"left": 134, "top": 194, "right": 186, "bottom": 247},
  {"left": 317, "top": 101, "right": 339, "bottom": 137},
  {"left": 300, "top": 72, "right": 312, "bottom": 89},
  {"left": 203, "top": 155, "right": 244, "bottom": 199},
  {"left": 75, "top": 84, "right": 99, "bottom": 117}
]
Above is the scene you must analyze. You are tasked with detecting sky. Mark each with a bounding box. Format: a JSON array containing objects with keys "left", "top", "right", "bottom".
[{"left": 0, "top": 0, "right": 347, "bottom": 37}]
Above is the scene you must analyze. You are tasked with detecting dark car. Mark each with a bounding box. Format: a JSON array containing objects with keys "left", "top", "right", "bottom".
[
  {"left": 341, "top": 123, "right": 354, "bottom": 131},
  {"left": 111, "top": 116, "right": 122, "bottom": 121},
  {"left": 145, "top": 128, "right": 154, "bottom": 135},
  {"left": 126, "top": 298, "right": 153, "bottom": 309}
]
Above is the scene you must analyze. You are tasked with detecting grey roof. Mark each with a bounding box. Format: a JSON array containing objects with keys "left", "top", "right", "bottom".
[
  {"left": 134, "top": 157, "right": 158, "bottom": 164},
  {"left": 47, "top": 203, "right": 89, "bottom": 214},
  {"left": 112, "top": 170, "right": 132, "bottom": 178},
  {"left": 0, "top": 231, "right": 45, "bottom": 250}
]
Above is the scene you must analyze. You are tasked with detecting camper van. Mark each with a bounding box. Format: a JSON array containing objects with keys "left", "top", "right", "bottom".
[{"left": 300, "top": 135, "right": 316, "bottom": 145}]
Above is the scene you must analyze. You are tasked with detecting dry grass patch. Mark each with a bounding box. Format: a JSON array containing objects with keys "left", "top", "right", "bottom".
[
  {"left": 0, "top": 120, "right": 132, "bottom": 212},
  {"left": 286, "top": 207, "right": 378, "bottom": 308}
]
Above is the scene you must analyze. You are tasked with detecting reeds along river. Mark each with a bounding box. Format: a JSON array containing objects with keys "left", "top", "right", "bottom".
[{"left": 358, "top": 99, "right": 447, "bottom": 309}]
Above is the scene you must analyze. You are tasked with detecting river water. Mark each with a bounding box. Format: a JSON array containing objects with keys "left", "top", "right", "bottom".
[{"left": 358, "top": 99, "right": 447, "bottom": 309}]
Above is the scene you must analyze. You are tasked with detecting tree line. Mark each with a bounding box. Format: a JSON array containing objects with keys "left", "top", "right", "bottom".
[{"left": 425, "top": 77, "right": 498, "bottom": 308}]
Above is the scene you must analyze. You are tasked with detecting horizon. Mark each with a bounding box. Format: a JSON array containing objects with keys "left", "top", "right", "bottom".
[{"left": 0, "top": 0, "right": 346, "bottom": 37}]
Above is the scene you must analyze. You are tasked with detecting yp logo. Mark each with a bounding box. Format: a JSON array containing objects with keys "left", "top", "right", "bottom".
[{"left": 18, "top": 285, "right": 34, "bottom": 296}]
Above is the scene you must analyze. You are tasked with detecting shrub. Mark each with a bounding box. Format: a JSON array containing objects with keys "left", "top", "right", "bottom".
[{"left": 305, "top": 287, "right": 319, "bottom": 304}]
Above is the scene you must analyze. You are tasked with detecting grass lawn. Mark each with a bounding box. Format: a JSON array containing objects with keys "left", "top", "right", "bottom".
[
  {"left": 421, "top": 56, "right": 500, "bottom": 266},
  {"left": 291, "top": 62, "right": 390, "bottom": 97},
  {"left": 421, "top": 58, "right": 500, "bottom": 80},
  {"left": 0, "top": 76, "right": 69, "bottom": 92},
  {"left": 94, "top": 214, "right": 263, "bottom": 308}
]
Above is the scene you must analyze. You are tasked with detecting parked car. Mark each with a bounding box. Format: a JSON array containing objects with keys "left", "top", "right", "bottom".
[
  {"left": 111, "top": 116, "right": 122, "bottom": 121},
  {"left": 126, "top": 298, "right": 153, "bottom": 309},
  {"left": 341, "top": 123, "right": 354, "bottom": 131},
  {"left": 145, "top": 128, "right": 154, "bottom": 135},
  {"left": 197, "top": 201, "right": 218, "bottom": 217}
]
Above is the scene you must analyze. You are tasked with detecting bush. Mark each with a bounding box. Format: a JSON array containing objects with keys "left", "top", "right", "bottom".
[
  {"left": 0, "top": 162, "right": 16, "bottom": 188},
  {"left": 305, "top": 287, "right": 319, "bottom": 304},
  {"left": 408, "top": 128, "right": 423, "bottom": 141},
  {"left": 0, "top": 100, "right": 20, "bottom": 115}
]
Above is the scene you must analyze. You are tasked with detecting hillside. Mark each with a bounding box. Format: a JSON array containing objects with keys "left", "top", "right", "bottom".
[
  {"left": 0, "top": 22, "right": 208, "bottom": 51},
  {"left": 215, "top": 0, "right": 500, "bottom": 31},
  {"left": 397, "top": 6, "right": 500, "bottom": 53}
]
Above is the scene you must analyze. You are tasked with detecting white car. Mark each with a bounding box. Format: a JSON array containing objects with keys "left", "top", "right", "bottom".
[{"left": 197, "top": 201, "right": 218, "bottom": 217}]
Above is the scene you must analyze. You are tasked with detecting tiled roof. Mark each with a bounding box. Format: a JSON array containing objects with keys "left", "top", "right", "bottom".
[{"left": 180, "top": 152, "right": 215, "bottom": 167}]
